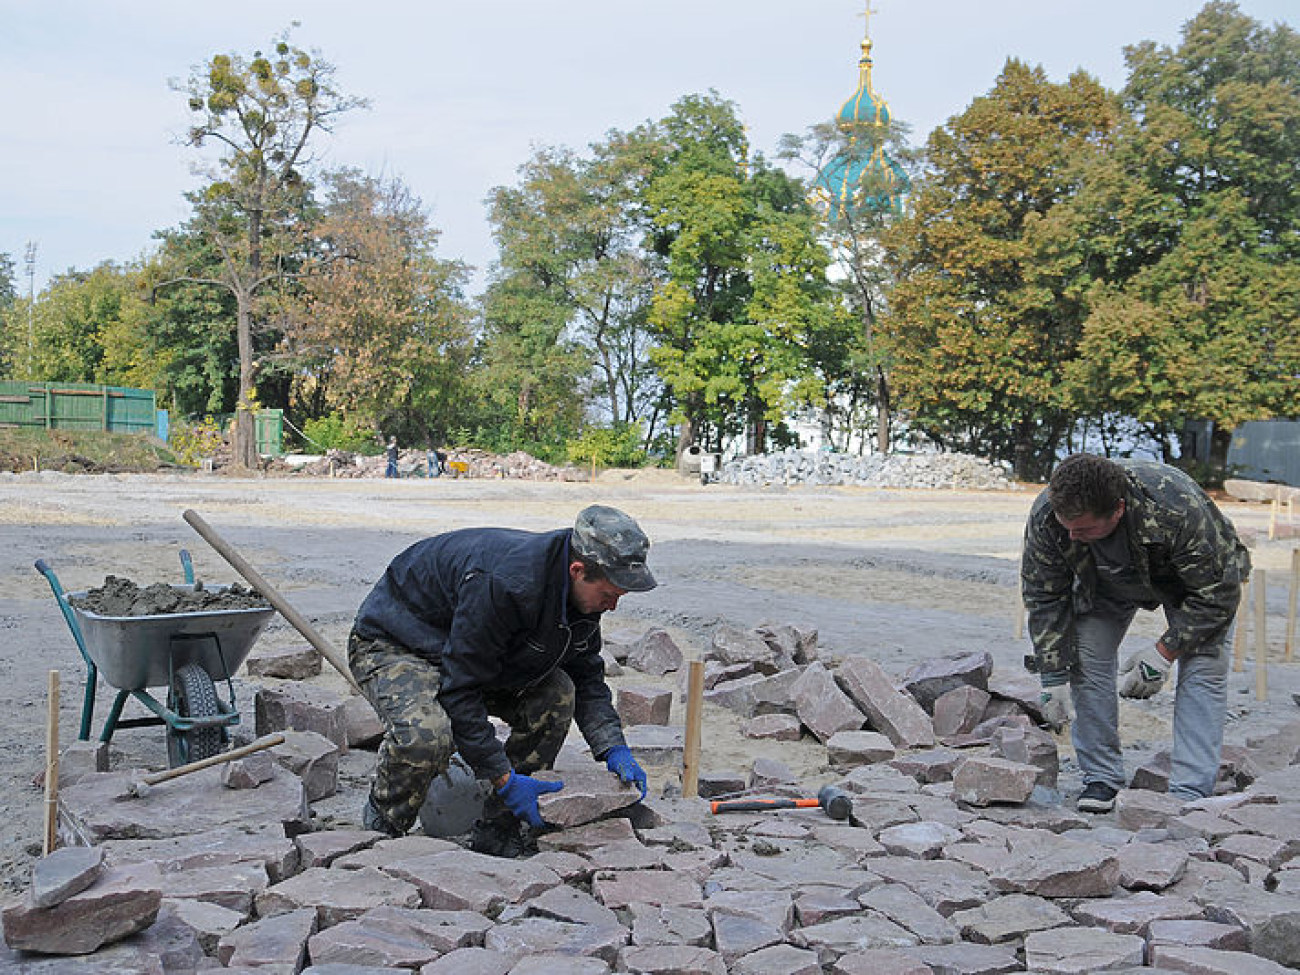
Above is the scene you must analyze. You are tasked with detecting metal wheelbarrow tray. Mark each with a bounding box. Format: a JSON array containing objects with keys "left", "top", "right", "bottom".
[
  {"left": 37, "top": 555, "right": 275, "bottom": 767},
  {"left": 68, "top": 590, "right": 274, "bottom": 692}
]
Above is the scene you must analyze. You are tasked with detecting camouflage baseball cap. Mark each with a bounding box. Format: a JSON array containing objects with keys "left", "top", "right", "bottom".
[{"left": 572, "top": 504, "right": 657, "bottom": 592}]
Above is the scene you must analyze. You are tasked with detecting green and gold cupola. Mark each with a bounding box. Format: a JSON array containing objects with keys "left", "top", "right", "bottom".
[{"left": 815, "top": 5, "right": 909, "bottom": 218}]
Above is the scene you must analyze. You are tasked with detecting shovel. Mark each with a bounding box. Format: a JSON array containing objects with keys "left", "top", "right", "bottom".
[{"left": 182, "top": 509, "right": 365, "bottom": 698}]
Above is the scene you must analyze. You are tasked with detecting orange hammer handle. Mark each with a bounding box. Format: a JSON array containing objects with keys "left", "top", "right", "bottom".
[{"left": 710, "top": 798, "right": 819, "bottom": 814}]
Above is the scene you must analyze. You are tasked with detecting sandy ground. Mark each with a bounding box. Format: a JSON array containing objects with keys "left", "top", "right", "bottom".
[{"left": 0, "top": 467, "right": 1296, "bottom": 897}]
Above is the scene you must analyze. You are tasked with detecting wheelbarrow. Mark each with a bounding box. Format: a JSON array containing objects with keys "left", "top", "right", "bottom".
[{"left": 35, "top": 552, "right": 275, "bottom": 768}]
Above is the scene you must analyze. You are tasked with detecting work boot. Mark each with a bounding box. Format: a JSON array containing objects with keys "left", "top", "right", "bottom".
[
  {"left": 469, "top": 814, "right": 538, "bottom": 859},
  {"left": 362, "top": 795, "right": 405, "bottom": 838},
  {"left": 1076, "top": 781, "right": 1118, "bottom": 814}
]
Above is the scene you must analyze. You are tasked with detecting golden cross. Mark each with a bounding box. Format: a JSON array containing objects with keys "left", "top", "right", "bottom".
[{"left": 858, "top": 1, "right": 879, "bottom": 39}]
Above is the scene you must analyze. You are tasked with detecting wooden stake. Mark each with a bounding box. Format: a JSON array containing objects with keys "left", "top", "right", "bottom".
[
  {"left": 681, "top": 660, "right": 705, "bottom": 799},
  {"left": 1255, "top": 568, "right": 1268, "bottom": 701},
  {"left": 1287, "top": 548, "right": 1299, "bottom": 663},
  {"left": 1269, "top": 498, "right": 1279, "bottom": 541},
  {"left": 43, "top": 670, "right": 59, "bottom": 856},
  {"left": 1232, "top": 576, "right": 1251, "bottom": 673}
]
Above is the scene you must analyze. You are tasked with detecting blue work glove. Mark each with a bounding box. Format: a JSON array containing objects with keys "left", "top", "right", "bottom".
[
  {"left": 604, "top": 745, "right": 648, "bottom": 800},
  {"left": 496, "top": 771, "right": 563, "bottom": 828},
  {"left": 1038, "top": 671, "right": 1074, "bottom": 732}
]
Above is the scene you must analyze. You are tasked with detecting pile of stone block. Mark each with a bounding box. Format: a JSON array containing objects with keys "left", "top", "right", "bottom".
[
  {"left": 6, "top": 749, "right": 1298, "bottom": 972},
  {"left": 10, "top": 625, "right": 1299, "bottom": 971},
  {"left": 719, "top": 449, "right": 1017, "bottom": 490}
]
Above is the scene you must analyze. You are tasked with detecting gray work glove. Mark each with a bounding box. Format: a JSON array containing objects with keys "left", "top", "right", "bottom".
[
  {"left": 1038, "top": 671, "right": 1073, "bottom": 732},
  {"left": 1119, "top": 644, "right": 1172, "bottom": 699}
]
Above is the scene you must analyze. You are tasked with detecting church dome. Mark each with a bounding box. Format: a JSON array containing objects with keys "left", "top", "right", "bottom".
[{"left": 836, "top": 38, "right": 892, "bottom": 129}]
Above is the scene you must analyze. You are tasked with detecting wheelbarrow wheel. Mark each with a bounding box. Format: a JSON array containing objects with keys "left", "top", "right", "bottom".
[{"left": 166, "top": 663, "right": 223, "bottom": 768}]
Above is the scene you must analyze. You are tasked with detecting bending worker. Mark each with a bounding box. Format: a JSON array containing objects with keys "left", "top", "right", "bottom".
[
  {"left": 1022, "top": 453, "right": 1249, "bottom": 812},
  {"left": 348, "top": 504, "right": 655, "bottom": 856}
]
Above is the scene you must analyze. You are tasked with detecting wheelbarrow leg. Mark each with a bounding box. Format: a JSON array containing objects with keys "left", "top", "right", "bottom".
[
  {"left": 79, "top": 662, "right": 98, "bottom": 741},
  {"left": 98, "top": 688, "right": 131, "bottom": 746}
]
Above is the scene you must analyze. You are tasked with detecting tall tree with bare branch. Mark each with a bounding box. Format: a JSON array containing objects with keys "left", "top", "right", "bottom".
[{"left": 167, "top": 29, "right": 364, "bottom": 466}]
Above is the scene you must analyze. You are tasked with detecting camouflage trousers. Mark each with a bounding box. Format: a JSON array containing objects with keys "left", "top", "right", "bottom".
[{"left": 347, "top": 630, "right": 576, "bottom": 833}]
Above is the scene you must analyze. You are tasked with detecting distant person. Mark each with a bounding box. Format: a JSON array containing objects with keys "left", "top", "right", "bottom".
[
  {"left": 348, "top": 504, "right": 656, "bottom": 856},
  {"left": 427, "top": 446, "right": 448, "bottom": 478},
  {"left": 1022, "top": 454, "right": 1250, "bottom": 812},
  {"left": 385, "top": 437, "right": 399, "bottom": 479}
]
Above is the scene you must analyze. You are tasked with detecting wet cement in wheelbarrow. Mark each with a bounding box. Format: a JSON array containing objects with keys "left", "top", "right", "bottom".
[{"left": 69, "top": 576, "right": 269, "bottom": 616}]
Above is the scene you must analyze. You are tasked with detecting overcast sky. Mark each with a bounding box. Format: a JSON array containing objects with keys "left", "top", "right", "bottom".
[{"left": 1, "top": 1, "right": 1293, "bottom": 297}]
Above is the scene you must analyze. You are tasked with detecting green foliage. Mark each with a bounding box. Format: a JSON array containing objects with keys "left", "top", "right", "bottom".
[
  {"left": 1058, "top": 2, "right": 1300, "bottom": 445},
  {"left": 166, "top": 416, "right": 225, "bottom": 466},
  {"left": 644, "top": 92, "right": 836, "bottom": 455},
  {"left": 293, "top": 169, "right": 475, "bottom": 446},
  {"left": 566, "top": 423, "right": 648, "bottom": 469},
  {"left": 300, "top": 411, "right": 378, "bottom": 454},
  {"left": 882, "top": 61, "right": 1121, "bottom": 478},
  {"left": 0, "top": 252, "right": 15, "bottom": 306}
]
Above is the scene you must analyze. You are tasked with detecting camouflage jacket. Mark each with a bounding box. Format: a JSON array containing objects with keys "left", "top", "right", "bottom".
[{"left": 1021, "top": 459, "right": 1250, "bottom": 676}]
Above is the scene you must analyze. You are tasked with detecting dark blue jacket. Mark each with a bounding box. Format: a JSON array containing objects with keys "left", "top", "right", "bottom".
[{"left": 353, "top": 527, "right": 625, "bottom": 779}]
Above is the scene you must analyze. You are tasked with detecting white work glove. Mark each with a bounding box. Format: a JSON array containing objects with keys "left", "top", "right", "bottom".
[
  {"left": 1038, "top": 673, "right": 1073, "bottom": 732},
  {"left": 1119, "top": 644, "right": 1172, "bottom": 699}
]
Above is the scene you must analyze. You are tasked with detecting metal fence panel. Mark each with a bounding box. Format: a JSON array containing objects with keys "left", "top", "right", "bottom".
[{"left": 1227, "top": 420, "right": 1300, "bottom": 487}]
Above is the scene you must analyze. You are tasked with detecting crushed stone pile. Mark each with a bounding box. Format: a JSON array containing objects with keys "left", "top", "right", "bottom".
[
  {"left": 69, "top": 576, "right": 268, "bottom": 616},
  {"left": 287, "top": 447, "right": 587, "bottom": 481},
  {"left": 719, "top": 448, "right": 1018, "bottom": 490}
]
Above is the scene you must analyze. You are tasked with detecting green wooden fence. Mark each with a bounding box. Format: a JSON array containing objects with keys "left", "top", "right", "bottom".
[{"left": 0, "top": 381, "right": 156, "bottom": 434}]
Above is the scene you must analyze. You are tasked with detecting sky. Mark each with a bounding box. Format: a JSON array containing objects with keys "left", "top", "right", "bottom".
[{"left": 1, "top": 0, "right": 1294, "bottom": 298}]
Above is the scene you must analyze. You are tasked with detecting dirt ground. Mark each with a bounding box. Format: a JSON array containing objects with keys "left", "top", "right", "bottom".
[{"left": 1, "top": 467, "right": 1296, "bottom": 899}]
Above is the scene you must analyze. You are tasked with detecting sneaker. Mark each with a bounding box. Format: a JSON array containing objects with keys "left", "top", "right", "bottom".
[
  {"left": 362, "top": 797, "right": 405, "bottom": 838},
  {"left": 1077, "top": 782, "right": 1118, "bottom": 813},
  {"left": 469, "top": 816, "right": 538, "bottom": 859}
]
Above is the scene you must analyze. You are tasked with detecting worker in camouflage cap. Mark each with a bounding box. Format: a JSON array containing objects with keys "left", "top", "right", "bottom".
[
  {"left": 1021, "top": 454, "right": 1249, "bottom": 813},
  {"left": 347, "top": 504, "right": 656, "bottom": 856}
]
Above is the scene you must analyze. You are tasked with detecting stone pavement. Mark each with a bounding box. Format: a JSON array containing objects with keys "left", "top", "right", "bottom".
[{"left": 4, "top": 629, "right": 1299, "bottom": 972}]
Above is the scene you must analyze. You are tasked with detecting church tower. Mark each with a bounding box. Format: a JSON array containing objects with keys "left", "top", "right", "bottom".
[{"left": 814, "top": 4, "right": 909, "bottom": 219}]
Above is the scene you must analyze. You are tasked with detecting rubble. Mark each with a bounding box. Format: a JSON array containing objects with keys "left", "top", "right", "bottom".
[
  {"left": 718, "top": 449, "right": 1017, "bottom": 490},
  {"left": 289, "top": 446, "right": 587, "bottom": 481},
  {"left": 11, "top": 628, "right": 1300, "bottom": 973}
]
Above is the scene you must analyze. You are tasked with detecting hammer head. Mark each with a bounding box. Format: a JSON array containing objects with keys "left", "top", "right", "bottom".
[{"left": 817, "top": 785, "right": 852, "bottom": 821}]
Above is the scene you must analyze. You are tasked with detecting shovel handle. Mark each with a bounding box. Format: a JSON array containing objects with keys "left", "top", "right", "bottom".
[
  {"left": 710, "top": 797, "right": 820, "bottom": 814},
  {"left": 182, "top": 509, "right": 364, "bottom": 697}
]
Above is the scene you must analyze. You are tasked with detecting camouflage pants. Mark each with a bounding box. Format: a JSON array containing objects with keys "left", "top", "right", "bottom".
[{"left": 348, "top": 630, "right": 576, "bottom": 833}]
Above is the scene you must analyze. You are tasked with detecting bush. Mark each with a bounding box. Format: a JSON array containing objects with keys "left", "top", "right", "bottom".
[
  {"left": 170, "top": 416, "right": 225, "bottom": 466},
  {"left": 566, "top": 423, "right": 648, "bottom": 470},
  {"left": 301, "top": 413, "right": 380, "bottom": 454}
]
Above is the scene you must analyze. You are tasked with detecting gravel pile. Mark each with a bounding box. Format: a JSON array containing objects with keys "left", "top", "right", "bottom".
[
  {"left": 719, "top": 449, "right": 1018, "bottom": 490},
  {"left": 286, "top": 448, "right": 586, "bottom": 481}
]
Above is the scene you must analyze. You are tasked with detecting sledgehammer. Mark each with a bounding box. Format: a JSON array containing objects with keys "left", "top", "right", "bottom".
[{"left": 710, "top": 785, "right": 853, "bottom": 821}]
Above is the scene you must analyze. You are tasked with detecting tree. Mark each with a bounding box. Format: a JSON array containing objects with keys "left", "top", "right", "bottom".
[
  {"left": 881, "top": 61, "right": 1120, "bottom": 479},
  {"left": 0, "top": 252, "right": 15, "bottom": 307},
  {"left": 1058, "top": 2, "right": 1300, "bottom": 465},
  {"left": 644, "top": 92, "right": 835, "bottom": 461},
  {"left": 290, "top": 169, "right": 474, "bottom": 445},
  {"left": 168, "top": 29, "right": 364, "bottom": 465},
  {"left": 485, "top": 134, "right": 662, "bottom": 445},
  {"left": 0, "top": 252, "right": 18, "bottom": 376},
  {"left": 781, "top": 118, "right": 917, "bottom": 454}
]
